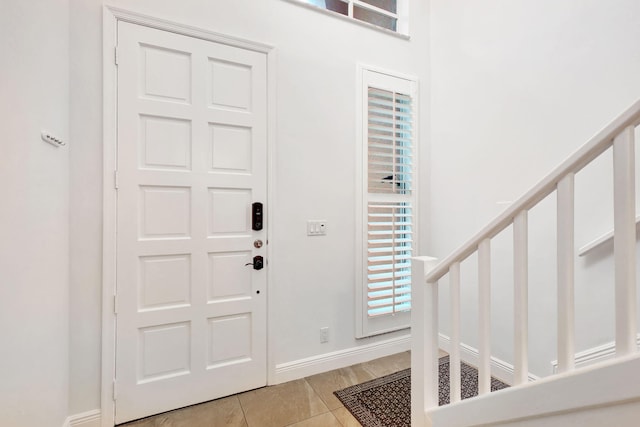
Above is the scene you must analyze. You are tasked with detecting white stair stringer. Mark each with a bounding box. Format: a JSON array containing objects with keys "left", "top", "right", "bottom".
[{"left": 426, "top": 354, "right": 640, "bottom": 427}]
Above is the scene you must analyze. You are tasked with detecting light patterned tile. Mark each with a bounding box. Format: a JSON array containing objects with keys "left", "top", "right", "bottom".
[
  {"left": 287, "top": 411, "right": 343, "bottom": 427},
  {"left": 306, "top": 364, "right": 375, "bottom": 410},
  {"left": 332, "top": 407, "right": 362, "bottom": 427},
  {"left": 361, "top": 351, "right": 411, "bottom": 378},
  {"left": 120, "top": 352, "right": 443, "bottom": 427},
  {"left": 239, "top": 379, "right": 328, "bottom": 427},
  {"left": 122, "top": 395, "right": 247, "bottom": 427}
]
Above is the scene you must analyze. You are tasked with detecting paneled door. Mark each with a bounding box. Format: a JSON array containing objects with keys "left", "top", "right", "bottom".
[{"left": 114, "top": 22, "right": 268, "bottom": 424}]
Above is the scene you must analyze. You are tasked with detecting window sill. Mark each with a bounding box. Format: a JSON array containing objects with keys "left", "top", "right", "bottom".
[{"left": 283, "top": 0, "right": 411, "bottom": 41}]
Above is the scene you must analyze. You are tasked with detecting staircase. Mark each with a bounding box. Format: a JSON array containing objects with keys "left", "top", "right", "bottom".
[{"left": 411, "top": 99, "right": 640, "bottom": 427}]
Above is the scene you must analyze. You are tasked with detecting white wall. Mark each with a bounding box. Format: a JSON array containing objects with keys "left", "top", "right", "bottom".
[
  {"left": 68, "top": 0, "right": 430, "bottom": 413},
  {"left": 68, "top": 0, "right": 103, "bottom": 414},
  {"left": 430, "top": 0, "right": 640, "bottom": 376},
  {"left": 0, "top": 1, "right": 70, "bottom": 426}
]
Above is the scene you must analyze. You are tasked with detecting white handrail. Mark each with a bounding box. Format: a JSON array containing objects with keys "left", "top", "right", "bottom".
[
  {"left": 425, "top": 99, "right": 640, "bottom": 284},
  {"left": 413, "top": 99, "right": 640, "bottom": 425},
  {"left": 578, "top": 216, "right": 640, "bottom": 256}
]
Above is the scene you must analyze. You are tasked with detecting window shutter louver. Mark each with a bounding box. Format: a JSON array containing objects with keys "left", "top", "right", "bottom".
[
  {"left": 367, "top": 88, "right": 413, "bottom": 195},
  {"left": 367, "top": 201, "right": 413, "bottom": 316},
  {"left": 366, "top": 86, "right": 414, "bottom": 318}
]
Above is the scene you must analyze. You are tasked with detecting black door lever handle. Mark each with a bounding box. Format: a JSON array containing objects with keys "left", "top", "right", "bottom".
[{"left": 245, "top": 255, "right": 264, "bottom": 270}]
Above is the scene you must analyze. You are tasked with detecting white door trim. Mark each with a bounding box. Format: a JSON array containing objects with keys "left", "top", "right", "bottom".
[{"left": 102, "top": 7, "right": 276, "bottom": 426}]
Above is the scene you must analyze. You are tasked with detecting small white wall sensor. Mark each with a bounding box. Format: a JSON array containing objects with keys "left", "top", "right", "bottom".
[{"left": 41, "top": 131, "right": 66, "bottom": 147}]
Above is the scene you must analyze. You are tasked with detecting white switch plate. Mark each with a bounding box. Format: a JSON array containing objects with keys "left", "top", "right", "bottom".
[{"left": 307, "top": 220, "right": 327, "bottom": 236}]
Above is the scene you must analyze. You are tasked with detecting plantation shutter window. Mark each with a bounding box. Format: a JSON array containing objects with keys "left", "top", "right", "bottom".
[
  {"left": 367, "top": 201, "right": 413, "bottom": 316},
  {"left": 356, "top": 68, "right": 418, "bottom": 338},
  {"left": 367, "top": 89, "right": 413, "bottom": 196}
]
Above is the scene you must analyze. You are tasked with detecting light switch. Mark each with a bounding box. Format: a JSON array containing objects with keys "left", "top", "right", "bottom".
[{"left": 307, "top": 220, "right": 327, "bottom": 236}]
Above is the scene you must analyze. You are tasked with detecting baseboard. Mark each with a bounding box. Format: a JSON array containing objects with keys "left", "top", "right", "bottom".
[
  {"left": 551, "top": 335, "right": 640, "bottom": 374},
  {"left": 273, "top": 334, "right": 411, "bottom": 384},
  {"left": 62, "top": 409, "right": 101, "bottom": 427},
  {"left": 438, "top": 333, "right": 539, "bottom": 385}
]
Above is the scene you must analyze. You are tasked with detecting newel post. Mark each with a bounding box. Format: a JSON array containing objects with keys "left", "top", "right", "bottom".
[{"left": 412, "top": 256, "right": 439, "bottom": 427}]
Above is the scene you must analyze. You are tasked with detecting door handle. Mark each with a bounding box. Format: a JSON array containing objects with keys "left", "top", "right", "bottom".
[{"left": 245, "top": 255, "right": 264, "bottom": 270}]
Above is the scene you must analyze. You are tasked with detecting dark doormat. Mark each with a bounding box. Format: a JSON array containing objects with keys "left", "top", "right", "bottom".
[{"left": 334, "top": 356, "right": 509, "bottom": 427}]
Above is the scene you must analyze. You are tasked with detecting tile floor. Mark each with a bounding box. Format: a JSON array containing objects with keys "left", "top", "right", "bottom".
[{"left": 121, "top": 350, "right": 430, "bottom": 427}]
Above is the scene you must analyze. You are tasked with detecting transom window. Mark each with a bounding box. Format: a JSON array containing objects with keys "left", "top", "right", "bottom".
[{"left": 297, "top": 0, "right": 408, "bottom": 35}]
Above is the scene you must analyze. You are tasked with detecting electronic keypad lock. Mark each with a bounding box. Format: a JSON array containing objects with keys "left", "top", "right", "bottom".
[{"left": 252, "top": 202, "right": 263, "bottom": 231}]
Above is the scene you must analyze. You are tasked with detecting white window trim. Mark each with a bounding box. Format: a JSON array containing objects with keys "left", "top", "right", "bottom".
[
  {"left": 284, "top": 0, "right": 410, "bottom": 38},
  {"left": 355, "top": 64, "right": 419, "bottom": 338}
]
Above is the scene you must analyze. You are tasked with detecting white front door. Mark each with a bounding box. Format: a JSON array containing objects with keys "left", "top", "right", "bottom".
[{"left": 114, "top": 21, "right": 268, "bottom": 424}]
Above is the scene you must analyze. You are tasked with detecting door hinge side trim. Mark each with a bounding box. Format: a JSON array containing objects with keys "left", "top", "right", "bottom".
[{"left": 114, "top": 46, "right": 119, "bottom": 66}]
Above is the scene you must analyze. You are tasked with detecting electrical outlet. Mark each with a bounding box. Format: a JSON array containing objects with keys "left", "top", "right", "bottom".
[{"left": 320, "top": 327, "right": 329, "bottom": 343}]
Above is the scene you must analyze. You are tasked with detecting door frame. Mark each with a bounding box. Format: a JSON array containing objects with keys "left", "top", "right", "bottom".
[{"left": 102, "top": 7, "right": 277, "bottom": 426}]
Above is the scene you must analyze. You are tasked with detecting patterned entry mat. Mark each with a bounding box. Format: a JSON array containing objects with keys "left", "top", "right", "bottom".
[{"left": 333, "top": 356, "right": 509, "bottom": 427}]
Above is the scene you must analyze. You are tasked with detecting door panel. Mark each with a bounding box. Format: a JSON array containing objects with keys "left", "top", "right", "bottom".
[{"left": 115, "top": 21, "right": 267, "bottom": 424}]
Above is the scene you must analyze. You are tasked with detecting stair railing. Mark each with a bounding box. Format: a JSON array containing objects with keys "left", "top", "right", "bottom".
[{"left": 411, "top": 99, "right": 640, "bottom": 426}]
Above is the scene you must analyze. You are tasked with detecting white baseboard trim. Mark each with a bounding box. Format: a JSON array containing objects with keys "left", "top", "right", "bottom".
[
  {"left": 438, "top": 333, "right": 539, "bottom": 385},
  {"left": 62, "top": 409, "right": 101, "bottom": 427},
  {"left": 551, "top": 335, "right": 640, "bottom": 374},
  {"left": 273, "top": 334, "right": 411, "bottom": 384}
]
